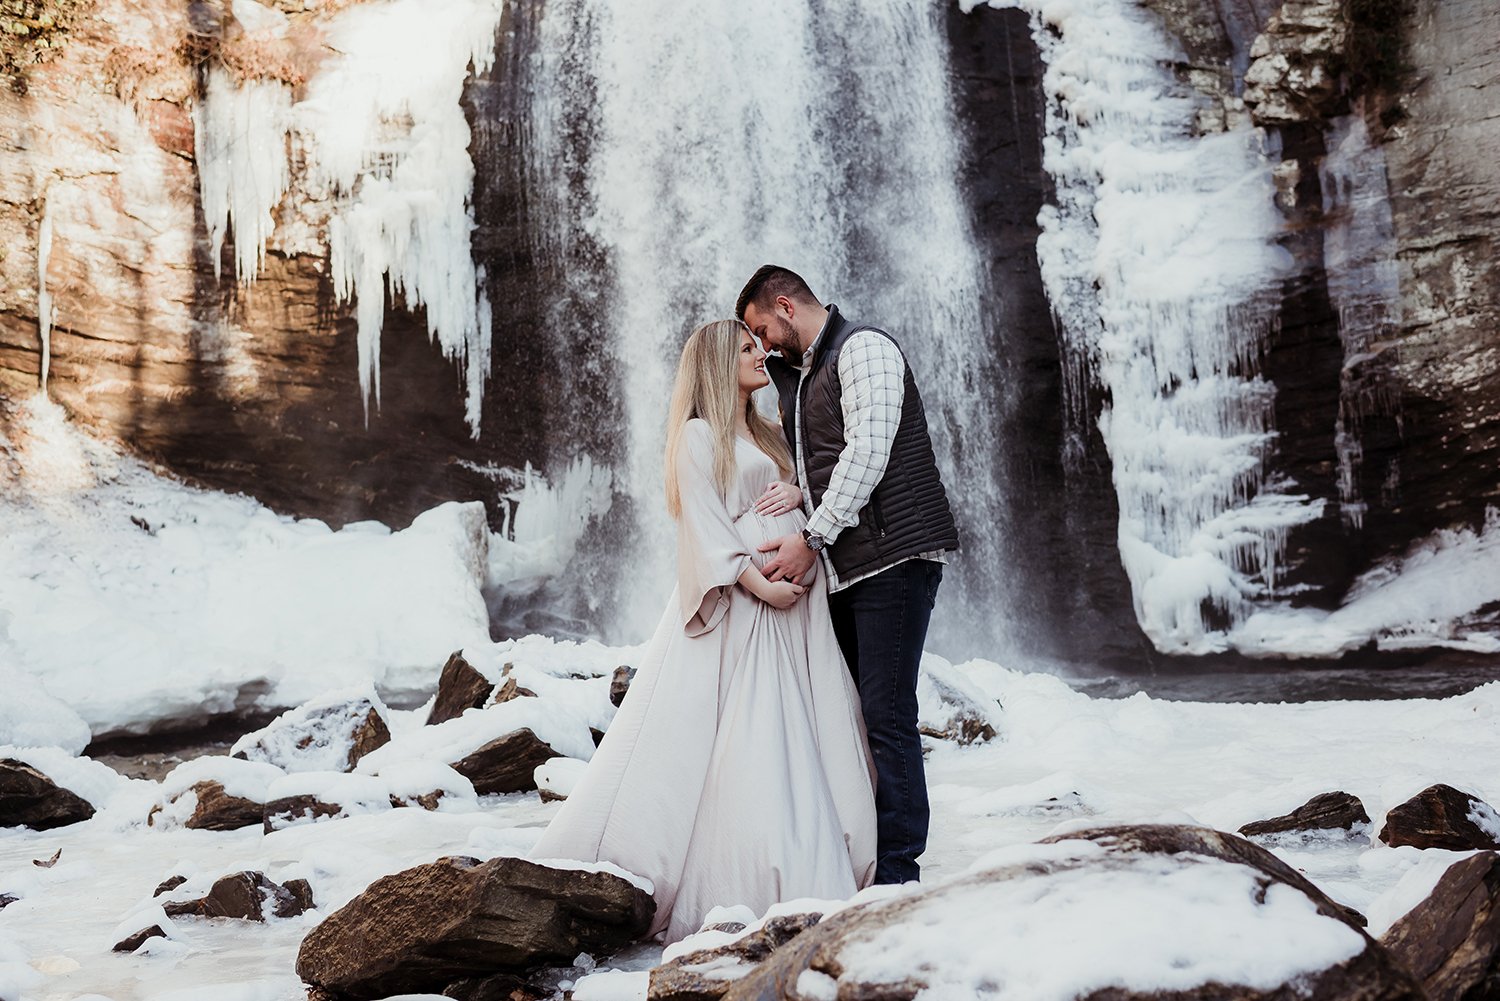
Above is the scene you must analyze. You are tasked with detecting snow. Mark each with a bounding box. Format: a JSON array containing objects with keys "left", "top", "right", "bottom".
[
  {"left": 1469, "top": 800, "right": 1500, "bottom": 842},
  {"left": 354, "top": 697, "right": 598, "bottom": 775},
  {"left": 0, "top": 396, "right": 491, "bottom": 737},
  {"left": 534, "top": 758, "right": 589, "bottom": 801},
  {"left": 230, "top": 685, "right": 391, "bottom": 774},
  {"left": 838, "top": 846, "right": 1365, "bottom": 1000},
  {"left": 0, "top": 663, "right": 92, "bottom": 754},
  {"left": 156, "top": 756, "right": 285, "bottom": 814}
]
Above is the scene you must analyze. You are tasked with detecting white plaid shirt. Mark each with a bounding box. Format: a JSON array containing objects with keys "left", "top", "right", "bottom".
[{"left": 793, "top": 314, "right": 948, "bottom": 592}]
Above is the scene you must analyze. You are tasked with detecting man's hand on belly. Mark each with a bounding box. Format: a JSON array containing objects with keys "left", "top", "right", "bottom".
[{"left": 759, "top": 533, "right": 818, "bottom": 585}]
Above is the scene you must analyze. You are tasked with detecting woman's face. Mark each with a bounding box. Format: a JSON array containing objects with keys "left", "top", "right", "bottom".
[{"left": 736, "top": 328, "right": 769, "bottom": 395}]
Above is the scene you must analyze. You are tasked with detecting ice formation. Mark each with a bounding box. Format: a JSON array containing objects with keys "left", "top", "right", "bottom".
[
  {"left": 976, "top": 0, "right": 1319, "bottom": 653},
  {"left": 35, "top": 199, "right": 52, "bottom": 393},
  {"left": 192, "top": 64, "right": 292, "bottom": 284},
  {"left": 189, "top": 0, "right": 503, "bottom": 433}
]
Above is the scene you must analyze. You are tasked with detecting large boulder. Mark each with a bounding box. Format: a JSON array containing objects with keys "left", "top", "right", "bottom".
[
  {"left": 0, "top": 758, "right": 95, "bottom": 830},
  {"left": 1240, "top": 792, "right": 1371, "bottom": 837},
  {"left": 295, "top": 855, "right": 654, "bottom": 1000},
  {"left": 1381, "top": 851, "right": 1500, "bottom": 1001},
  {"left": 1378, "top": 784, "right": 1500, "bottom": 851},
  {"left": 449, "top": 729, "right": 560, "bottom": 795},
  {"left": 723, "top": 825, "right": 1419, "bottom": 1001},
  {"left": 426, "top": 652, "right": 496, "bottom": 726},
  {"left": 232, "top": 687, "right": 392, "bottom": 773}
]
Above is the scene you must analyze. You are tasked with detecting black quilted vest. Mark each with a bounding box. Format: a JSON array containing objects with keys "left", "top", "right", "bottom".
[{"left": 766, "top": 305, "right": 960, "bottom": 582}]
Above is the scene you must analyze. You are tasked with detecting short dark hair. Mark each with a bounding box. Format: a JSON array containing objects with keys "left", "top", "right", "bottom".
[{"left": 735, "top": 265, "right": 820, "bottom": 320}]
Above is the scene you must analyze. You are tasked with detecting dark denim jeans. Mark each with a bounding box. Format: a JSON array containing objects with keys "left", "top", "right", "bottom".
[{"left": 828, "top": 558, "right": 942, "bottom": 884}]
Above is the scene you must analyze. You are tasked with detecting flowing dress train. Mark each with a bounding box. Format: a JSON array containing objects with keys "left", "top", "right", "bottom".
[{"left": 529, "top": 419, "right": 878, "bottom": 942}]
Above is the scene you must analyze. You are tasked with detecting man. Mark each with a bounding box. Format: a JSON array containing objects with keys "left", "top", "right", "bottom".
[{"left": 735, "top": 264, "right": 960, "bottom": 884}]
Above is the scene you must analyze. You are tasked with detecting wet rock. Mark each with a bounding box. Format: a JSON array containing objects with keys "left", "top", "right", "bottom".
[
  {"left": 112, "top": 923, "right": 170, "bottom": 953},
  {"left": 232, "top": 690, "right": 392, "bottom": 773},
  {"left": 0, "top": 758, "right": 95, "bottom": 830},
  {"left": 1240, "top": 791, "right": 1371, "bottom": 836},
  {"left": 153, "top": 874, "right": 188, "bottom": 897},
  {"left": 295, "top": 855, "right": 654, "bottom": 999},
  {"left": 427, "top": 651, "right": 495, "bottom": 726},
  {"left": 449, "top": 728, "right": 559, "bottom": 795},
  {"left": 1379, "top": 784, "right": 1500, "bottom": 851},
  {"left": 1381, "top": 852, "right": 1500, "bottom": 1001},
  {"left": 723, "top": 825, "right": 1412, "bottom": 1001},
  {"left": 610, "top": 666, "right": 635, "bottom": 708},
  {"left": 650, "top": 913, "right": 823, "bottom": 1001},
  {"left": 153, "top": 779, "right": 264, "bottom": 831},
  {"left": 264, "top": 793, "right": 345, "bottom": 832},
  {"left": 162, "top": 870, "right": 311, "bottom": 921}
]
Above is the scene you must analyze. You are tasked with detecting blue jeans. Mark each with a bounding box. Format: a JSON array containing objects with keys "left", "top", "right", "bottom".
[{"left": 828, "top": 558, "right": 942, "bottom": 884}]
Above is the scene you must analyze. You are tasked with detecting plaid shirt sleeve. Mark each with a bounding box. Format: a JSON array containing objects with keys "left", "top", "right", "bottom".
[{"left": 805, "top": 331, "right": 905, "bottom": 543}]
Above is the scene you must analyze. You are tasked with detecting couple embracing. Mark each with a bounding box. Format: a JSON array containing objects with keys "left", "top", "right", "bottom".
[{"left": 531, "top": 265, "right": 960, "bottom": 942}]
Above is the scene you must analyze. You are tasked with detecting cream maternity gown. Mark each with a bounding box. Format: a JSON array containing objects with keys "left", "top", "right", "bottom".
[{"left": 530, "top": 418, "right": 878, "bottom": 942}]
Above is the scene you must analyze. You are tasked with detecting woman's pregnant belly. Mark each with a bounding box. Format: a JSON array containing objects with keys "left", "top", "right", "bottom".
[{"left": 733, "top": 506, "right": 813, "bottom": 578}]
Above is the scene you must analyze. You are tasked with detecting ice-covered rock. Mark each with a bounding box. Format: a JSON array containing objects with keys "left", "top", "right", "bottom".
[
  {"left": 231, "top": 686, "right": 392, "bottom": 773},
  {"left": 916, "top": 656, "right": 999, "bottom": 745},
  {"left": 295, "top": 855, "right": 654, "bottom": 998},
  {"left": 724, "top": 825, "right": 1416, "bottom": 1001},
  {"left": 151, "top": 756, "right": 284, "bottom": 831},
  {"left": 1378, "top": 784, "right": 1500, "bottom": 851},
  {"left": 650, "top": 912, "right": 822, "bottom": 1001},
  {"left": 0, "top": 758, "right": 94, "bottom": 831},
  {"left": 1381, "top": 851, "right": 1500, "bottom": 1001},
  {"left": 262, "top": 772, "right": 392, "bottom": 833},
  {"left": 1240, "top": 791, "right": 1371, "bottom": 837},
  {"left": 425, "top": 651, "right": 495, "bottom": 726}
]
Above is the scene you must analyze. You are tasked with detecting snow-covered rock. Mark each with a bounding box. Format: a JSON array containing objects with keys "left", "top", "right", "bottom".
[
  {"left": 1378, "top": 784, "right": 1500, "bottom": 851},
  {"left": 151, "top": 756, "right": 284, "bottom": 831},
  {"left": 263, "top": 772, "right": 393, "bottom": 833},
  {"left": 425, "top": 651, "right": 497, "bottom": 726},
  {"left": 534, "top": 758, "right": 588, "bottom": 803},
  {"left": 231, "top": 685, "right": 392, "bottom": 773},
  {"left": 0, "top": 758, "right": 95, "bottom": 831},
  {"left": 916, "top": 655, "right": 1000, "bottom": 745}
]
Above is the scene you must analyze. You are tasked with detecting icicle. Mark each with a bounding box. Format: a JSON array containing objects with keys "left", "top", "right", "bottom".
[
  {"left": 297, "top": 0, "right": 504, "bottom": 436},
  {"left": 36, "top": 199, "right": 53, "bottom": 394},
  {"left": 192, "top": 65, "right": 292, "bottom": 285},
  {"left": 984, "top": 0, "right": 1321, "bottom": 653}
]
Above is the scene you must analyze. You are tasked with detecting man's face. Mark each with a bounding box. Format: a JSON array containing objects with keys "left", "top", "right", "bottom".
[{"left": 743, "top": 300, "right": 801, "bottom": 360}]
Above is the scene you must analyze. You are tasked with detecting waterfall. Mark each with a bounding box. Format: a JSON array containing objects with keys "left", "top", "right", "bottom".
[
  {"left": 974, "top": 0, "right": 1321, "bottom": 655},
  {"left": 525, "top": 0, "right": 1019, "bottom": 658}
]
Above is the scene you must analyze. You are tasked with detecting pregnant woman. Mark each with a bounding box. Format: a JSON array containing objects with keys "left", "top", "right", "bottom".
[{"left": 530, "top": 318, "right": 876, "bottom": 943}]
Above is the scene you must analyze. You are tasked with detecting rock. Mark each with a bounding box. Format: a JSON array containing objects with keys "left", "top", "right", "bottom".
[
  {"left": 263, "top": 794, "right": 347, "bottom": 833},
  {"left": 295, "top": 855, "right": 654, "bottom": 999},
  {"left": 1381, "top": 851, "right": 1500, "bottom": 1001},
  {"left": 610, "top": 666, "right": 635, "bottom": 708},
  {"left": 490, "top": 675, "right": 537, "bottom": 706},
  {"left": 0, "top": 893, "right": 17, "bottom": 910},
  {"left": 449, "top": 728, "right": 560, "bottom": 795},
  {"left": 1240, "top": 791, "right": 1371, "bottom": 836},
  {"left": 534, "top": 758, "right": 588, "bottom": 804},
  {"left": 723, "top": 825, "right": 1413, "bottom": 1001},
  {"left": 162, "top": 870, "right": 314, "bottom": 921},
  {"left": 1242, "top": 0, "right": 1347, "bottom": 127},
  {"left": 427, "top": 651, "right": 496, "bottom": 726},
  {"left": 153, "top": 874, "right": 188, "bottom": 897},
  {"left": 232, "top": 690, "right": 392, "bottom": 773},
  {"left": 441, "top": 973, "right": 543, "bottom": 1001},
  {"left": 0, "top": 758, "right": 96, "bottom": 830},
  {"left": 152, "top": 779, "right": 264, "bottom": 831},
  {"left": 915, "top": 661, "right": 999, "bottom": 746},
  {"left": 1379, "top": 784, "right": 1500, "bottom": 851},
  {"left": 650, "top": 913, "right": 823, "bottom": 1001},
  {"left": 112, "top": 924, "right": 170, "bottom": 953}
]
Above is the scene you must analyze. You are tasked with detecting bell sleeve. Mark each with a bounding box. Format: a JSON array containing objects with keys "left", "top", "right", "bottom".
[{"left": 676, "top": 420, "right": 753, "bottom": 636}]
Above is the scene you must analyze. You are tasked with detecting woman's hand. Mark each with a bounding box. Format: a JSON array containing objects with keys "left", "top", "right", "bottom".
[
  {"left": 755, "top": 481, "right": 802, "bottom": 517},
  {"left": 759, "top": 578, "right": 806, "bottom": 610}
]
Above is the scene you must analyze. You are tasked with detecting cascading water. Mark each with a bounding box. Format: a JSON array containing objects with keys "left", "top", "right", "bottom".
[
  {"left": 971, "top": 0, "right": 1322, "bottom": 655},
  {"left": 523, "top": 0, "right": 1020, "bottom": 659}
]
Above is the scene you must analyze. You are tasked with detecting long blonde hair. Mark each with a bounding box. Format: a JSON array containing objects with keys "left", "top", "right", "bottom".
[{"left": 664, "top": 319, "right": 794, "bottom": 519}]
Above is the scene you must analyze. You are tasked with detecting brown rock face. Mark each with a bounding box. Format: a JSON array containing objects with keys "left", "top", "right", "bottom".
[
  {"left": 724, "top": 825, "right": 1416, "bottom": 1001},
  {"left": 295, "top": 855, "right": 654, "bottom": 1000},
  {"left": 1381, "top": 852, "right": 1500, "bottom": 1001},
  {"left": 649, "top": 913, "right": 823, "bottom": 1001},
  {"left": 0, "top": 759, "right": 95, "bottom": 830},
  {"left": 152, "top": 779, "right": 264, "bottom": 832},
  {"left": 448, "top": 728, "right": 558, "bottom": 795},
  {"left": 427, "top": 651, "right": 496, "bottom": 726},
  {"left": 1379, "top": 784, "right": 1500, "bottom": 851},
  {"left": 1239, "top": 792, "right": 1372, "bottom": 837},
  {"left": 112, "top": 923, "right": 170, "bottom": 953},
  {"left": 162, "top": 870, "right": 314, "bottom": 921}
]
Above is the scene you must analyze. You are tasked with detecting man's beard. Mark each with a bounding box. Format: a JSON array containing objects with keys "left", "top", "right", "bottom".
[{"left": 774, "top": 315, "right": 803, "bottom": 365}]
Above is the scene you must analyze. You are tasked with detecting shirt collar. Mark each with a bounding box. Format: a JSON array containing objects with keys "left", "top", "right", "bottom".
[{"left": 796, "top": 304, "right": 838, "bottom": 372}]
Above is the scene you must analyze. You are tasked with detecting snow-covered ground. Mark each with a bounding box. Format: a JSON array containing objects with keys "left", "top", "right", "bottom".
[{"left": 4, "top": 399, "right": 1500, "bottom": 1000}]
